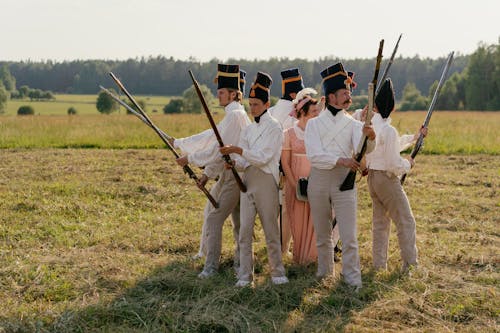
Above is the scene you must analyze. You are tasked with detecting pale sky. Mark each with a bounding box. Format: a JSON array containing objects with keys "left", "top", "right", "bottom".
[{"left": 1, "top": 0, "right": 498, "bottom": 62}]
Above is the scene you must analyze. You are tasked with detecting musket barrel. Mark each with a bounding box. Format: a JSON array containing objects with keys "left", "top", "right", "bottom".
[
  {"left": 400, "top": 51, "right": 454, "bottom": 185},
  {"left": 108, "top": 72, "right": 219, "bottom": 208},
  {"left": 376, "top": 33, "right": 402, "bottom": 95},
  {"left": 99, "top": 85, "right": 173, "bottom": 143}
]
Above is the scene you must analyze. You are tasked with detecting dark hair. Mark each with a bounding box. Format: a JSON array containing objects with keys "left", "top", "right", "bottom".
[
  {"left": 226, "top": 88, "right": 242, "bottom": 102},
  {"left": 297, "top": 98, "right": 318, "bottom": 118}
]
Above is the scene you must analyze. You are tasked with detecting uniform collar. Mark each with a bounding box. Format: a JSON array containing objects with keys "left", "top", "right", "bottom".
[
  {"left": 254, "top": 109, "right": 269, "bottom": 123},
  {"left": 327, "top": 104, "right": 342, "bottom": 116},
  {"left": 321, "top": 107, "right": 346, "bottom": 121}
]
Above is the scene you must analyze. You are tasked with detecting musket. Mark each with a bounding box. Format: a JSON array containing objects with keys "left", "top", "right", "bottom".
[
  {"left": 340, "top": 39, "right": 384, "bottom": 191},
  {"left": 400, "top": 51, "right": 454, "bottom": 185},
  {"left": 188, "top": 70, "right": 247, "bottom": 193},
  {"left": 376, "top": 33, "right": 402, "bottom": 95},
  {"left": 99, "top": 85, "right": 173, "bottom": 142},
  {"left": 108, "top": 72, "right": 219, "bottom": 208}
]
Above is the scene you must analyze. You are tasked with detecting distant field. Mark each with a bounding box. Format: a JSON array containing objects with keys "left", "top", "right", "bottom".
[
  {"left": 0, "top": 111, "right": 499, "bottom": 154},
  {"left": 3, "top": 94, "right": 174, "bottom": 115}
]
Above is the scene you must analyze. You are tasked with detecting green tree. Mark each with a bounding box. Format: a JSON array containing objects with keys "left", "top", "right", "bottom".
[
  {"left": 28, "top": 89, "right": 42, "bottom": 101},
  {"left": 163, "top": 99, "right": 184, "bottom": 114},
  {"left": 0, "top": 65, "right": 16, "bottom": 91},
  {"left": 0, "top": 83, "right": 8, "bottom": 113},
  {"left": 182, "top": 84, "right": 214, "bottom": 113},
  {"left": 42, "top": 91, "right": 55, "bottom": 100},
  {"left": 67, "top": 106, "right": 77, "bottom": 115},
  {"left": 429, "top": 71, "right": 466, "bottom": 110},
  {"left": 465, "top": 41, "right": 499, "bottom": 110},
  {"left": 351, "top": 95, "right": 368, "bottom": 111},
  {"left": 19, "top": 85, "right": 30, "bottom": 98},
  {"left": 17, "top": 105, "right": 35, "bottom": 115},
  {"left": 96, "top": 90, "right": 119, "bottom": 114},
  {"left": 399, "top": 82, "right": 428, "bottom": 111}
]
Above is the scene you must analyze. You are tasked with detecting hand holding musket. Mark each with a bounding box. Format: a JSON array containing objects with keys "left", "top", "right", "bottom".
[
  {"left": 188, "top": 70, "right": 247, "bottom": 193},
  {"left": 108, "top": 72, "right": 219, "bottom": 208},
  {"left": 340, "top": 39, "right": 384, "bottom": 191},
  {"left": 400, "top": 51, "right": 454, "bottom": 185}
]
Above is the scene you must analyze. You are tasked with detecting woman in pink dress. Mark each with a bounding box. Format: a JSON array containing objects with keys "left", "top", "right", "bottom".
[{"left": 281, "top": 88, "right": 321, "bottom": 265}]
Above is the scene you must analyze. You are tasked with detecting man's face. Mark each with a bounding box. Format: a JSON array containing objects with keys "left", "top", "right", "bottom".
[
  {"left": 217, "top": 88, "right": 235, "bottom": 107},
  {"left": 328, "top": 88, "right": 352, "bottom": 109},
  {"left": 248, "top": 98, "right": 269, "bottom": 118}
]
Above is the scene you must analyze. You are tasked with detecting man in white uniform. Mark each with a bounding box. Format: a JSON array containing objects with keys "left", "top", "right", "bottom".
[
  {"left": 366, "top": 78, "right": 426, "bottom": 272},
  {"left": 305, "top": 62, "right": 376, "bottom": 289},
  {"left": 220, "top": 72, "right": 288, "bottom": 287},
  {"left": 174, "top": 64, "right": 251, "bottom": 278},
  {"left": 192, "top": 70, "right": 247, "bottom": 263}
]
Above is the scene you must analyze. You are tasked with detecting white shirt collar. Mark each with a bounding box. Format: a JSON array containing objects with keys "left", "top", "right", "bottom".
[
  {"left": 257, "top": 110, "right": 271, "bottom": 123},
  {"left": 372, "top": 112, "right": 391, "bottom": 132}
]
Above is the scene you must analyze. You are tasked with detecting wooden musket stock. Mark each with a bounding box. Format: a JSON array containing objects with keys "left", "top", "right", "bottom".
[
  {"left": 188, "top": 70, "right": 247, "bottom": 193},
  {"left": 340, "top": 39, "right": 384, "bottom": 191}
]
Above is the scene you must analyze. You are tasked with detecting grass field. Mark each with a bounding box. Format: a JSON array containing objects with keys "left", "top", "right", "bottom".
[
  {"left": 0, "top": 149, "right": 498, "bottom": 332},
  {"left": 3, "top": 94, "right": 174, "bottom": 116},
  {"left": 0, "top": 106, "right": 499, "bottom": 331},
  {"left": 1, "top": 111, "right": 499, "bottom": 154}
]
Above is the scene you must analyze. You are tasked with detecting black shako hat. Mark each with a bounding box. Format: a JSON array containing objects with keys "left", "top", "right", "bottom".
[
  {"left": 214, "top": 64, "right": 240, "bottom": 91},
  {"left": 281, "top": 68, "right": 304, "bottom": 100},
  {"left": 239, "top": 70, "right": 246, "bottom": 95},
  {"left": 320, "top": 62, "right": 353, "bottom": 95},
  {"left": 375, "top": 78, "right": 395, "bottom": 118},
  {"left": 249, "top": 72, "right": 272, "bottom": 103}
]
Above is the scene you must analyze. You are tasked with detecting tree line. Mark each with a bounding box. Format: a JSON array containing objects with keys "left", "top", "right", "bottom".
[{"left": 0, "top": 40, "right": 498, "bottom": 112}]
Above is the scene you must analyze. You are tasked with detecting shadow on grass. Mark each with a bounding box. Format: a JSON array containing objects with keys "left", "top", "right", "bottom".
[{"left": 2, "top": 246, "right": 405, "bottom": 333}]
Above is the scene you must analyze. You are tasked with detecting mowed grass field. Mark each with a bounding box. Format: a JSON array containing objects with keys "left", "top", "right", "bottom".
[{"left": 0, "top": 106, "right": 499, "bottom": 331}]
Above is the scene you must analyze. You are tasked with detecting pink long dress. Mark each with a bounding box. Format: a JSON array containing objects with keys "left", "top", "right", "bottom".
[{"left": 282, "top": 125, "right": 318, "bottom": 265}]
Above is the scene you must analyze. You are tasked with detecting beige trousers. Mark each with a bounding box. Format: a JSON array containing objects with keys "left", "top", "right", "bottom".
[
  {"left": 239, "top": 166, "right": 286, "bottom": 282},
  {"left": 202, "top": 169, "right": 241, "bottom": 273},
  {"left": 367, "top": 170, "right": 418, "bottom": 270},
  {"left": 308, "top": 167, "right": 362, "bottom": 287}
]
